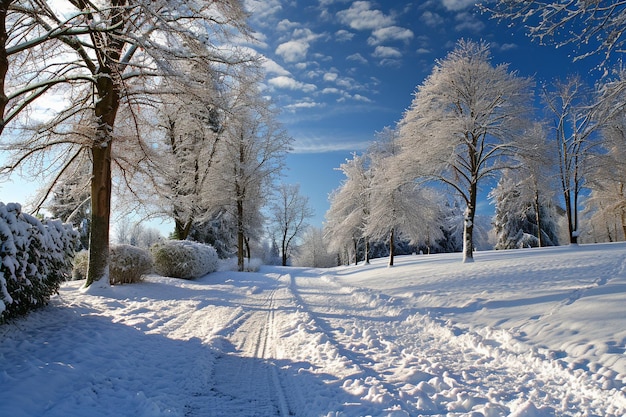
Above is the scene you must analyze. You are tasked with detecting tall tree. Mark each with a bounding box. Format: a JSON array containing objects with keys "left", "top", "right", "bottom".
[
  {"left": 367, "top": 127, "right": 444, "bottom": 266},
  {"left": 270, "top": 183, "right": 314, "bottom": 266},
  {"left": 397, "top": 40, "right": 533, "bottom": 262},
  {"left": 215, "top": 76, "right": 291, "bottom": 271},
  {"left": 0, "top": 1, "right": 250, "bottom": 287},
  {"left": 325, "top": 153, "right": 371, "bottom": 265},
  {"left": 542, "top": 76, "right": 604, "bottom": 244}
]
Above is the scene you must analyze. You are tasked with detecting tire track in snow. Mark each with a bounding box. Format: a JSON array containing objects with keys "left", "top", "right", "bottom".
[{"left": 185, "top": 274, "right": 294, "bottom": 417}]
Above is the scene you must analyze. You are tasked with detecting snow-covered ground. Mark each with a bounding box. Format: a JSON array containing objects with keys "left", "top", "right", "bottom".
[{"left": 1, "top": 243, "right": 624, "bottom": 416}]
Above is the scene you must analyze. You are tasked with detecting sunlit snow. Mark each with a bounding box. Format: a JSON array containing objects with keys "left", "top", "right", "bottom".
[{"left": 0, "top": 243, "right": 624, "bottom": 416}]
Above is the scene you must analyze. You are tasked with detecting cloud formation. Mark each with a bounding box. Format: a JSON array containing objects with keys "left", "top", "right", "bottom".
[
  {"left": 337, "top": 1, "right": 395, "bottom": 31},
  {"left": 268, "top": 76, "right": 317, "bottom": 93}
]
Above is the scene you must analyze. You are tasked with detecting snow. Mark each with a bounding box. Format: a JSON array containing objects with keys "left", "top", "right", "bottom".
[{"left": 1, "top": 243, "right": 625, "bottom": 416}]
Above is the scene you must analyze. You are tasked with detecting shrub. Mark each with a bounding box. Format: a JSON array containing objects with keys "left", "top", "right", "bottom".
[
  {"left": 71, "top": 250, "right": 89, "bottom": 281},
  {"left": 150, "top": 240, "right": 218, "bottom": 279},
  {"left": 110, "top": 244, "right": 153, "bottom": 284},
  {"left": 71, "top": 245, "right": 153, "bottom": 285},
  {"left": 0, "top": 202, "right": 79, "bottom": 323}
]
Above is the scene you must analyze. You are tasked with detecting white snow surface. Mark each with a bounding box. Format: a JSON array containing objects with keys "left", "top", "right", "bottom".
[{"left": 1, "top": 243, "right": 625, "bottom": 416}]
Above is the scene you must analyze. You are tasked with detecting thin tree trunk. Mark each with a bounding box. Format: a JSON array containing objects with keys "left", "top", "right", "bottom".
[
  {"left": 237, "top": 198, "right": 244, "bottom": 272},
  {"left": 353, "top": 238, "right": 358, "bottom": 265},
  {"left": 534, "top": 188, "right": 542, "bottom": 247},
  {"left": 364, "top": 239, "right": 370, "bottom": 264},
  {"left": 388, "top": 228, "right": 394, "bottom": 267},
  {"left": 0, "top": 2, "right": 8, "bottom": 135}
]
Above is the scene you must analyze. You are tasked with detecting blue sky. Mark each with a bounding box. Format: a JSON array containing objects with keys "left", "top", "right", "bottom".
[
  {"left": 245, "top": 0, "right": 600, "bottom": 228},
  {"left": 0, "top": 0, "right": 603, "bottom": 234}
]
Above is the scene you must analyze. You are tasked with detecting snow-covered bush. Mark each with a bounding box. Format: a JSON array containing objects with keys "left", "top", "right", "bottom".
[
  {"left": 71, "top": 250, "right": 89, "bottom": 281},
  {"left": 150, "top": 240, "right": 218, "bottom": 279},
  {"left": 109, "top": 245, "right": 153, "bottom": 284},
  {"left": 72, "top": 245, "right": 153, "bottom": 284},
  {"left": 0, "top": 202, "right": 79, "bottom": 323}
]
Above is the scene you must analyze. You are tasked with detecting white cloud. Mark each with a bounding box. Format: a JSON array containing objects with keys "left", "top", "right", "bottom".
[
  {"left": 372, "top": 45, "right": 402, "bottom": 59},
  {"left": 262, "top": 58, "right": 290, "bottom": 76},
  {"left": 416, "top": 47, "right": 431, "bottom": 55},
  {"left": 322, "top": 87, "right": 341, "bottom": 94},
  {"left": 268, "top": 76, "right": 317, "bottom": 93},
  {"left": 337, "top": 1, "right": 395, "bottom": 31},
  {"left": 275, "top": 40, "right": 309, "bottom": 63},
  {"left": 441, "top": 0, "right": 476, "bottom": 11},
  {"left": 352, "top": 94, "right": 373, "bottom": 103},
  {"left": 276, "top": 19, "right": 299, "bottom": 32},
  {"left": 323, "top": 72, "right": 338, "bottom": 82},
  {"left": 347, "top": 53, "right": 368, "bottom": 64},
  {"left": 368, "top": 26, "right": 414, "bottom": 45},
  {"left": 454, "top": 12, "right": 485, "bottom": 33},
  {"left": 284, "top": 101, "right": 324, "bottom": 112},
  {"left": 244, "top": 0, "right": 282, "bottom": 23},
  {"left": 275, "top": 28, "right": 323, "bottom": 63},
  {"left": 335, "top": 29, "right": 355, "bottom": 42},
  {"left": 421, "top": 11, "right": 444, "bottom": 28}
]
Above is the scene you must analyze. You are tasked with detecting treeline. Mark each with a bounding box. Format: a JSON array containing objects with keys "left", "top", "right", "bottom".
[
  {"left": 322, "top": 38, "right": 626, "bottom": 266},
  {"left": 0, "top": 2, "right": 314, "bottom": 285}
]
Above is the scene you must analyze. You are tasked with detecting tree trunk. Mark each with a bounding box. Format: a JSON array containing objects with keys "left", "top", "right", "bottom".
[
  {"left": 237, "top": 198, "right": 244, "bottom": 272},
  {"left": 463, "top": 181, "right": 477, "bottom": 263},
  {"left": 388, "top": 228, "right": 394, "bottom": 267},
  {"left": 281, "top": 227, "right": 288, "bottom": 266},
  {"left": 353, "top": 238, "right": 358, "bottom": 265},
  {"left": 0, "top": 2, "right": 8, "bottom": 135},
  {"left": 85, "top": 68, "right": 120, "bottom": 287},
  {"left": 86, "top": 144, "right": 112, "bottom": 287},
  {"left": 534, "top": 188, "right": 542, "bottom": 247},
  {"left": 364, "top": 239, "right": 370, "bottom": 264},
  {"left": 174, "top": 217, "right": 192, "bottom": 240}
]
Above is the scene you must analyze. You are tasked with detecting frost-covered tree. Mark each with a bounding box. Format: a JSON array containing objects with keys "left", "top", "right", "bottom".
[
  {"left": 486, "top": 1, "right": 626, "bottom": 66},
  {"left": 155, "top": 78, "right": 224, "bottom": 240},
  {"left": 325, "top": 153, "right": 372, "bottom": 265},
  {"left": 366, "top": 127, "right": 444, "bottom": 266},
  {"left": 491, "top": 169, "right": 560, "bottom": 249},
  {"left": 491, "top": 122, "right": 561, "bottom": 249},
  {"left": 398, "top": 40, "right": 533, "bottom": 262},
  {"left": 214, "top": 76, "right": 291, "bottom": 271},
  {"left": 583, "top": 71, "right": 626, "bottom": 242},
  {"left": 292, "top": 226, "right": 336, "bottom": 268},
  {"left": 542, "top": 76, "right": 605, "bottom": 244},
  {"left": 270, "top": 183, "right": 314, "bottom": 266},
  {"left": 0, "top": 1, "right": 251, "bottom": 287}
]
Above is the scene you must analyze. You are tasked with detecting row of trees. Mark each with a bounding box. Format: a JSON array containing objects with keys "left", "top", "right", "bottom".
[
  {"left": 325, "top": 36, "right": 626, "bottom": 264},
  {"left": 0, "top": 1, "right": 313, "bottom": 284}
]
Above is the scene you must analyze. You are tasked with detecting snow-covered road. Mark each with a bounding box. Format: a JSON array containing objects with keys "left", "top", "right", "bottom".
[{"left": 1, "top": 244, "right": 625, "bottom": 416}]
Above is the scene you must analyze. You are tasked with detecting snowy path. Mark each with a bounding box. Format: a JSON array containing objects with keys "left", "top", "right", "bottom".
[{"left": 1, "top": 245, "right": 625, "bottom": 416}]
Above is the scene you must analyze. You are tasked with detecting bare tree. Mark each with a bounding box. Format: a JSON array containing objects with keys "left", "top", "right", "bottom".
[
  {"left": 397, "top": 40, "right": 533, "bottom": 262},
  {"left": 270, "top": 183, "right": 314, "bottom": 267}
]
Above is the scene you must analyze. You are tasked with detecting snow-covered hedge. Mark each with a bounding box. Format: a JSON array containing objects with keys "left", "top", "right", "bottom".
[
  {"left": 150, "top": 240, "right": 218, "bottom": 279},
  {"left": 0, "top": 202, "right": 79, "bottom": 323},
  {"left": 72, "top": 245, "right": 153, "bottom": 285}
]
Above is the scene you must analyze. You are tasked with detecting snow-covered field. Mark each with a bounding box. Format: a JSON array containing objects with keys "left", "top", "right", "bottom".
[{"left": 1, "top": 243, "right": 625, "bottom": 416}]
